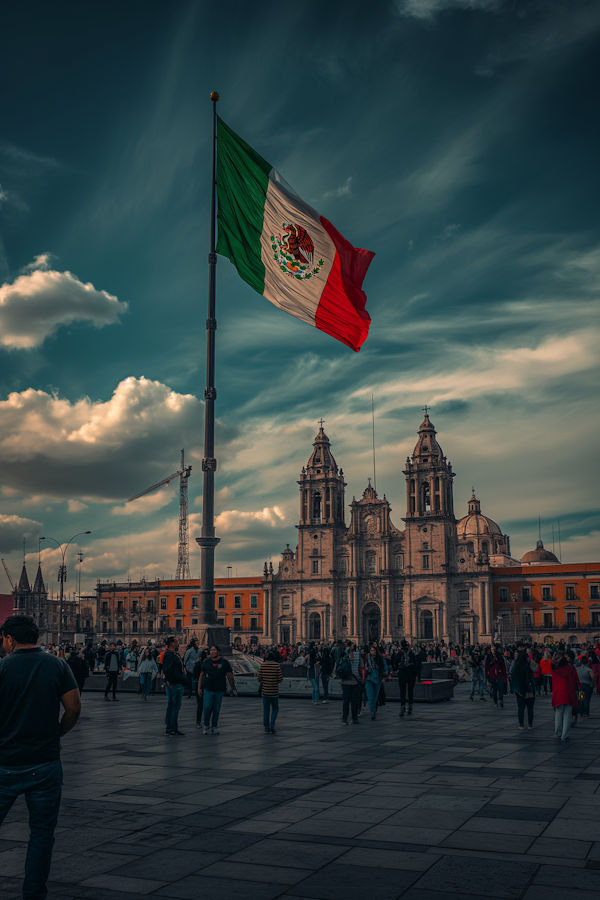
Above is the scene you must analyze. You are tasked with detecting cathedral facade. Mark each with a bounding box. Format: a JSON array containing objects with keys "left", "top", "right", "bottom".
[{"left": 261, "top": 413, "right": 513, "bottom": 646}]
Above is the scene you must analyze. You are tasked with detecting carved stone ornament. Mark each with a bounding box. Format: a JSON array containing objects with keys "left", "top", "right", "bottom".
[
  {"left": 361, "top": 580, "right": 381, "bottom": 603},
  {"left": 362, "top": 512, "right": 379, "bottom": 534}
]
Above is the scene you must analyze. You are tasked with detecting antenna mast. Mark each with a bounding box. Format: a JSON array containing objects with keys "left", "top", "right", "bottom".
[
  {"left": 371, "top": 394, "right": 376, "bottom": 492},
  {"left": 176, "top": 448, "right": 191, "bottom": 579}
]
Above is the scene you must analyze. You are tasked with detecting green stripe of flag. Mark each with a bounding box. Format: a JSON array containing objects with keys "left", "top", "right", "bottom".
[{"left": 215, "top": 116, "right": 271, "bottom": 295}]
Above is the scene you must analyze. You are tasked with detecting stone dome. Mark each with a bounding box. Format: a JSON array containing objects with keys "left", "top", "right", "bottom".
[
  {"left": 457, "top": 493, "right": 501, "bottom": 539},
  {"left": 457, "top": 512, "right": 502, "bottom": 539},
  {"left": 521, "top": 539, "right": 559, "bottom": 566}
]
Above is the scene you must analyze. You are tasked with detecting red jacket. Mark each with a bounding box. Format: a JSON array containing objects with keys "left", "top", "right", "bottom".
[
  {"left": 551, "top": 661, "right": 580, "bottom": 708},
  {"left": 485, "top": 654, "right": 507, "bottom": 680}
]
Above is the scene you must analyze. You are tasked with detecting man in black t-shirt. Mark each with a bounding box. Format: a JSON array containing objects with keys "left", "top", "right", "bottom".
[
  {"left": 0, "top": 615, "right": 80, "bottom": 900},
  {"left": 198, "top": 645, "right": 236, "bottom": 734}
]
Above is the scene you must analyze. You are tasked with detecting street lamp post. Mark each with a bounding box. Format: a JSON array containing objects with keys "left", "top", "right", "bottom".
[{"left": 40, "top": 532, "right": 91, "bottom": 647}]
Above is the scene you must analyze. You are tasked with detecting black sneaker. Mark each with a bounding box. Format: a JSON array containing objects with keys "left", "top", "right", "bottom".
[
  {"left": 408, "top": 707, "right": 412, "bottom": 715},
  {"left": 269, "top": 727, "right": 276, "bottom": 734},
  {"left": 173, "top": 731, "right": 185, "bottom": 736},
  {"left": 165, "top": 731, "right": 174, "bottom": 736}
]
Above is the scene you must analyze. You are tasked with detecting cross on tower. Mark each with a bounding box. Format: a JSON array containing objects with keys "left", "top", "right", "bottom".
[
  {"left": 422, "top": 405, "right": 430, "bottom": 415},
  {"left": 472, "top": 486, "right": 476, "bottom": 495},
  {"left": 318, "top": 418, "right": 325, "bottom": 429}
]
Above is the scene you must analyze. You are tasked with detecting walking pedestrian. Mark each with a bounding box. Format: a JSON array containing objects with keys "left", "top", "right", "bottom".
[
  {"left": 103, "top": 642, "right": 122, "bottom": 701},
  {"left": 257, "top": 651, "right": 283, "bottom": 733},
  {"left": 338, "top": 642, "right": 361, "bottom": 725},
  {"left": 138, "top": 647, "right": 158, "bottom": 700},
  {"left": 199, "top": 645, "right": 237, "bottom": 735},
  {"left": 183, "top": 639, "right": 201, "bottom": 698},
  {"left": 540, "top": 650, "right": 553, "bottom": 695},
  {"left": 485, "top": 645, "right": 507, "bottom": 708},
  {"left": 320, "top": 645, "right": 333, "bottom": 703},
  {"left": 307, "top": 643, "right": 321, "bottom": 705},
  {"left": 467, "top": 645, "right": 490, "bottom": 701},
  {"left": 511, "top": 645, "right": 536, "bottom": 729},
  {"left": 364, "top": 645, "right": 387, "bottom": 720},
  {"left": 162, "top": 636, "right": 187, "bottom": 736},
  {"left": 67, "top": 649, "right": 89, "bottom": 694},
  {"left": 0, "top": 615, "right": 81, "bottom": 900},
  {"left": 192, "top": 649, "right": 209, "bottom": 728},
  {"left": 552, "top": 648, "right": 580, "bottom": 741},
  {"left": 393, "top": 639, "right": 417, "bottom": 717},
  {"left": 577, "top": 655, "right": 595, "bottom": 719}
]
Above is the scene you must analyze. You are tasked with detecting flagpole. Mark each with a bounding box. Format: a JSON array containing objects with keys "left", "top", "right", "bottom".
[{"left": 196, "top": 91, "right": 222, "bottom": 643}]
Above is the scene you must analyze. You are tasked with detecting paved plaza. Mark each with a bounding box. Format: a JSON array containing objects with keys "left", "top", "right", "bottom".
[{"left": 0, "top": 683, "right": 599, "bottom": 900}]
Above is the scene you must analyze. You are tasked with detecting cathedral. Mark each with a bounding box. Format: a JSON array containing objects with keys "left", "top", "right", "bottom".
[{"left": 261, "top": 412, "right": 513, "bottom": 646}]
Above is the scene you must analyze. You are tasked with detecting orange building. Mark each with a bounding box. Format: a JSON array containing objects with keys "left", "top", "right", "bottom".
[
  {"left": 96, "top": 577, "right": 264, "bottom": 646},
  {"left": 492, "top": 552, "right": 600, "bottom": 644}
]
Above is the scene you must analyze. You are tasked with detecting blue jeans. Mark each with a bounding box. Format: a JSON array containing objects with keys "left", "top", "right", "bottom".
[
  {"left": 0, "top": 760, "right": 62, "bottom": 899},
  {"left": 203, "top": 689, "right": 224, "bottom": 727},
  {"left": 140, "top": 673, "right": 153, "bottom": 696},
  {"left": 262, "top": 695, "right": 279, "bottom": 729},
  {"left": 470, "top": 669, "right": 490, "bottom": 697},
  {"left": 310, "top": 677, "right": 320, "bottom": 703},
  {"left": 365, "top": 679, "right": 381, "bottom": 716},
  {"left": 165, "top": 683, "right": 183, "bottom": 732},
  {"left": 321, "top": 673, "right": 330, "bottom": 700},
  {"left": 581, "top": 683, "right": 593, "bottom": 716}
]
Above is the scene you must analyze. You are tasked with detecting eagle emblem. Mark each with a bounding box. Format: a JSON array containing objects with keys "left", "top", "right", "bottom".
[{"left": 270, "top": 223, "right": 324, "bottom": 280}]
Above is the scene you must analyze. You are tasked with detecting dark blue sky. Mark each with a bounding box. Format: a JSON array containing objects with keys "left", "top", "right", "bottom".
[{"left": 0, "top": 0, "right": 598, "bottom": 589}]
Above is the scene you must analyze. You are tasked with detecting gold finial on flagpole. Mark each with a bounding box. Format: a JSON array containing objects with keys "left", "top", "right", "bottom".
[{"left": 210, "top": 92, "right": 220, "bottom": 102}]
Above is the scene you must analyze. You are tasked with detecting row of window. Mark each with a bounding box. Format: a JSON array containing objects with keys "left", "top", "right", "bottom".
[
  {"left": 499, "top": 585, "right": 599, "bottom": 602},
  {"left": 101, "top": 594, "right": 260, "bottom": 614},
  {"left": 507, "top": 611, "right": 600, "bottom": 628},
  {"left": 338, "top": 555, "right": 405, "bottom": 574}
]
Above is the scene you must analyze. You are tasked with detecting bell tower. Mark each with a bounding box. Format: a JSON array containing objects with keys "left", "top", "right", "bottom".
[
  {"left": 298, "top": 421, "right": 346, "bottom": 529},
  {"left": 402, "top": 410, "right": 457, "bottom": 642}
]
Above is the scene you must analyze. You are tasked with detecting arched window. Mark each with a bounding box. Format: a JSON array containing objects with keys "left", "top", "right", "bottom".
[
  {"left": 397, "top": 613, "right": 403, "bottom": 627},
  {"left": 313, "top": 492, "right": 321, "bottom": 521},
  {"left": 482, "top": 541, "right": 489, "bottom": 555},
  {"left": 394, "top": 554, "right": 404, "bottom": 570},
  {"left": 340, "top": 557, "right": 348, "bottom": 573},
  {"left": 420, "top": 610, "right": 433, "bottom": 639},
  {"left": 325, "top": 487, "right": 331, "bottom": 520},
  {"left": 467, "top": 541, "right": 474, "bottom": 554},
  {"left": 367, "top": 552, "right": 376, "bottom": 574},
  {"left": 422, "top": 482, "right": 431, "bottom": 513},
  {"left": 341, "top": 615, "right": 347, "bottom": 628},
  {"left": 309, "top": 612, "right": 321, "bottom": 640}
]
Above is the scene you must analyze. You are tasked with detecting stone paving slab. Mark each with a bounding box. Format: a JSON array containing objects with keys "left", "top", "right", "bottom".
[{"left": 0, "top": 683, "right": 599, "bottom": 899}]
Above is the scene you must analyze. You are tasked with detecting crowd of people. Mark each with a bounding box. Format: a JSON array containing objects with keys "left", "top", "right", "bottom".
[
  {"left": 28, "top": 633, "right": 600, "bottom": 741},
  {"left": 2, "top": 613, "right": 600, "bottom": 900}
]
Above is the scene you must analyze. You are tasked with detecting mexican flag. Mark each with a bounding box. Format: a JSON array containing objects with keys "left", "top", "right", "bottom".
[{"left": 216, "top": 117, "right": 375, "bottom": 352}]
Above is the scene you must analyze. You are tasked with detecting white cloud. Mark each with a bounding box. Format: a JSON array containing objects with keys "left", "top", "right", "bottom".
[
  {"left": 324, "top": 177, "right": 353, "bottom": 200},
  {"left": 216, "top": 506, "right": 288, "bottom": 533},
  {"left": 395, "top": 0, "right": 503, "bottom": 20},
  {"left": 67, "top": 500, "right": 88, "bottom": 513},
  {"left": 0, "top": 513, "right": 42, "bottom": 552},
  {"left": 0, "top": 376, "right": 203, "bottom": 501},
  {"left": 0, "top": 259, "right": 127, "bottom": 349},
  {"left": 112, "top": 489, "right": 176, "bottom": 516}
]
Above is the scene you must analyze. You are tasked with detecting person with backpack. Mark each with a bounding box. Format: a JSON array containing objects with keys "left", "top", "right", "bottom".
[
  {"left": 393, "top": 639, "right": 417, "bottom": 718},
  {"left": 468, "top": 645, "right": 490, "bottom": 701},
  {"left": 338, "top": 641, "right": 361, "bottom": 725}
]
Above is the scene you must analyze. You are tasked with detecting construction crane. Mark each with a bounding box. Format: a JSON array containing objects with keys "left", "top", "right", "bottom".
[
  {"left": 1, "top": 559, "right": 14, "bottom": 590},
  {"left": 127, "top": 449, "right": 192, "bottom": 580}
]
